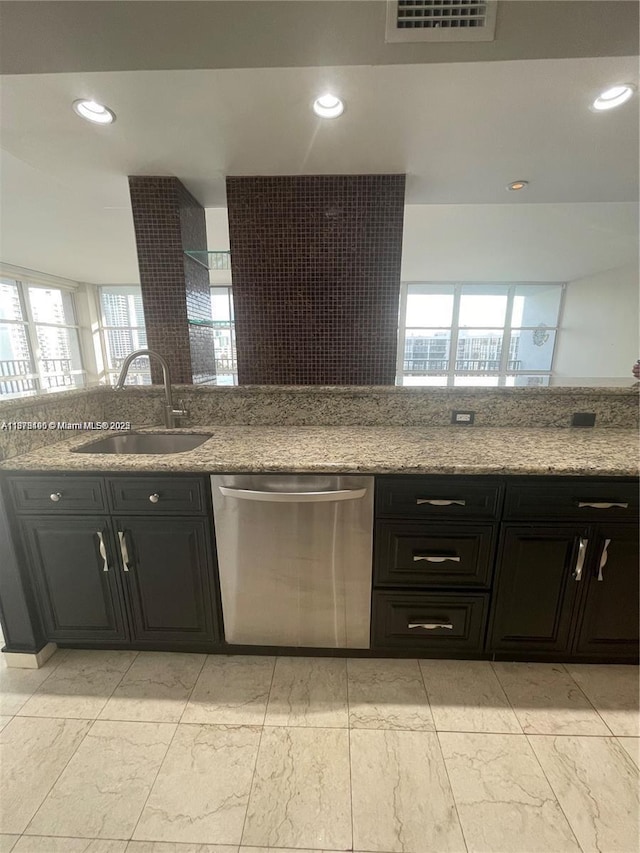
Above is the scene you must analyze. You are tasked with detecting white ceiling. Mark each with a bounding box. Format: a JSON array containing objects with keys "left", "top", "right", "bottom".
[{"left": 0, "top": 55, "right": 638, "bottom": 283}]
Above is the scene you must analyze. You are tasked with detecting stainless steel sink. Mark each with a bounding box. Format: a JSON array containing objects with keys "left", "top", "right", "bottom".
[{"left": 72, "top": 433, "right": 212, "bottom": 455}]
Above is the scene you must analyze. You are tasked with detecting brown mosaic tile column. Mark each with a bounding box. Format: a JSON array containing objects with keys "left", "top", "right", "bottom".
[
  {"left": 128, "top": 176, "right": 216, "bottom": 385},
  {"left": 226, "top": 175, "right": 406, "bottom": 385}
]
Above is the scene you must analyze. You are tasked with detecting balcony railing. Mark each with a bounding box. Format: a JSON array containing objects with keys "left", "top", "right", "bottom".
[
  {"left": 404, "top": 358, "right": 522, "bottom": 372},
  {"left": 0, "top": 357, "right": 78, "bottom": 395}
]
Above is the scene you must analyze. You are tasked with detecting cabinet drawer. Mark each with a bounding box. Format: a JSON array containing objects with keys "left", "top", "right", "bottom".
[
  {"left": 376, "top": 477, "right": 502, "bottom": 520},
  {"left": 374, "top": 522, "right": 495, "bottom": 588},
  {"left": 372, "top": 591, "right": 488, "bottom": 652},
  {"left": 504, "top": 480, "right": 639, "bottom": 522},
  {"left": 108, "top": 477, "right": 206, "bottom": 514},
  {"left": 9, "top": 476, "right": 107, "bottom": 514}
]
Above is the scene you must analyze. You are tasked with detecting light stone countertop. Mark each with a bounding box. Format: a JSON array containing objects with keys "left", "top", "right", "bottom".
[{"left": 0, "top": 426, "right": 637, "bottom": 477}]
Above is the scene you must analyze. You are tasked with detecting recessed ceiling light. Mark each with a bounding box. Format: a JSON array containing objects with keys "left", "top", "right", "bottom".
[
  {"left": 591, "top": 84, "right": 635, "bottom": 111},
  {"left": 313, "top": 93, "right": 344, "bottom": 119},
  {"left": 507, "top": 180, "right": 529, "bottom": 191},
  {"left": 72, "top": 99, "right": 116, "bottom": 125}
]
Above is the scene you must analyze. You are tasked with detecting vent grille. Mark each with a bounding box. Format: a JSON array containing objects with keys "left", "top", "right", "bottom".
[{"left": 386, "top": 0, "right": 498, "bottom": 42}]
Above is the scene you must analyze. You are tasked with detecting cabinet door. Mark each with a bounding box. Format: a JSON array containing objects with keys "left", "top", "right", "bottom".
[
  {"left": 573, "top": 524, "right": 639, "bottom": 659},
  {"left": 114, "top": 517, "right": 217, "bottom": 645},
  {"left": 488, "top": 524, "right": 586, "bottom": 654},
  {"left": 19, "top": 515, "right": 128, "bottom": 642}
]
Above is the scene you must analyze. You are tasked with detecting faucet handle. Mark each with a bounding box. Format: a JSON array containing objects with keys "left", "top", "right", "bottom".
[{"left": 173, "top": 399, "right": 188, "bottom": 418}]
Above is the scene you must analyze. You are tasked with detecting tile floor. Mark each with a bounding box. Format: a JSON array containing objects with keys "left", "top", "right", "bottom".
[{"left": 0, "top": 649, "right": 638, "bottom": 853}]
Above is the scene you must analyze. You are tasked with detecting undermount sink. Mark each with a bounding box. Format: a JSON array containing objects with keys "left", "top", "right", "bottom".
[{"left": 72, "top": 433, "right": 212, "bottom": 455}]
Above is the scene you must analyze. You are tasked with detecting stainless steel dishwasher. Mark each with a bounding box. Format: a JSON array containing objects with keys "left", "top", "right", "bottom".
[{"left": 211, "top": 474, "right": 374, "bottom": 648}]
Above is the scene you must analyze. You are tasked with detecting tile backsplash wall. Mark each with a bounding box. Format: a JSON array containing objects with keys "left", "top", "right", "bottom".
[
  {"left": 129, "top": 176, "right": 216, "bottom": 385},
  {"left": 226, "top": 175, "right": 406, "bottom": 385}
]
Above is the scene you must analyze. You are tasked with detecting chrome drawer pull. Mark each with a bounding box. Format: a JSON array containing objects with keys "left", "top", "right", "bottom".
[
  {"left": 408, "top": 622, "right": 454, "bottom": 630},
  {"left": 597, "top": 538, "right": 611, "bottom": 581},
  {"left": 149, "top": 493, "right": 160, "bottom": 503},
  {"left": 96, "top": 531, "right": 109, "bottom": 572},
  {"left": 413, "top": 555, "right": 461, "bottom": 563},
  {"left": 573, "top": 537, "right": 588, "bottom": 581},
  {"left": 118, "top": 530, "right": 131, "bottom": 572},
  {"left": 416, "top": 499, "right": 466, "bottom": 507},
  {"left": 577, "top": 501, "right": 628, "bottom": 509},
  {"left": 49, "top": 492, "right": 62, "bottom": 502}
]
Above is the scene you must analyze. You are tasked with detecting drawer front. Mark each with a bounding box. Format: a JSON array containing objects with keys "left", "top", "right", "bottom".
[
  {"left": 9, "top": 476, "right": 107, "bottom": 514},
  {"left": 376, "top": 477, "right": 502, "bottom": 520},
  {"left": 374, "top": 521, "right": 496, "bottom": 588},
  {"left": 504, "top": 480, "right": 639, "bottom": 522},
  {"left": 372, "top": 591, "right": 488, "bottom": 652},
  {"left": 108, "top": 477, "right": 206, "bottom": 515}
]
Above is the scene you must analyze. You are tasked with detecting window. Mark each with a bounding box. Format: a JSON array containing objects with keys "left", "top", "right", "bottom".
[
  {"left": 211, "top": 286, "right": 237, "bottom": 385},
  {"left": 0, "top": 279, "right": 85, "bottom": 398},
  {"left": 98, "top": 285, "right": 150, "bottom": 385},
  {"left": 398, "top": 283, "right": 564, "bottom": 387}
]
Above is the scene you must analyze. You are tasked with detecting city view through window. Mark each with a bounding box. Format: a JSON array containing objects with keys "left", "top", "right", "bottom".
[
  {"left": 0, "top": 279, "right": 84, "bottom": 397},
  {"left": 399, "top": 283, "right": 563, "bottom": 386}
]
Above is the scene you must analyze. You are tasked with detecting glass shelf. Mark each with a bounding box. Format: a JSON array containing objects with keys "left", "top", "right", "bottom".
[{"left": 184, "top": 250, "right": 231, "bottom": 270}]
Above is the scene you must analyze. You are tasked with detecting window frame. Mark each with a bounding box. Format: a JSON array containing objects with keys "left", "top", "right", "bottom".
[
  {"left": 0, "top": 278, "right": 86, "bottom": 397},
  {"left": 397, "top": 282, "right": 565, "bottom": 387},
  {"left": 97, "top": 285, "right": 150, "bottom": 386}
]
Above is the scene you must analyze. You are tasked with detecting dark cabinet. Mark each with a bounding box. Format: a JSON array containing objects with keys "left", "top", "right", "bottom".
[
  {"left": 10, "top": 474, "right": 220, "bottom": 650},
  {"left": 19, "top": 515, "right": 128, "bottom": 643},
  {"left": 488, "top": 524, "right": 585, "bottom": 654},
  {"left": 573, "top": 524, "right": 639, "bottom": 657},
  {"left": 115, "top": 516, "right": 217, "bottom": 645}
]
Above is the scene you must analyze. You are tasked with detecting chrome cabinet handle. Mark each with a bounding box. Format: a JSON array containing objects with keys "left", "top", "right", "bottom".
[
  {"left": 597, "top": 538, "right": 611, "bottom": 581},
  {"left": 96, "top": 531, "right": 109, "bottom": 572},
  {"left": 416, "top": 499, "right": 466, "bottom": 506},
  {"left": 573, "top": 537, "right": 588, "bottom": 581},
  {"left": 149, "top": 493, "right": 160, "bottom": 503},
  {"left": 49, "top": 492, "right": 62, "bottom": 502},
  {"left": 577, "top": 502, "right": 628, "bottom": 509},
  {"left": 118, "top": 530, "right": 131, "bottom": 572},
  {"left": 408, "top": 622, "right": 454, "bottom": 630},
  {"left": 413, "top": 555, "right": 461, "bottom": 563}
]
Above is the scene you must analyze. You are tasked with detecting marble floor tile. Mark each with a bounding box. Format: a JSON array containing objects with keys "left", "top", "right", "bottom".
[
  {"left": 530, "top": 734, "right": 640, "bottom": 853},
  {"left": 238, "top": 849, "right": 342, "bottom": 853},
  {"left": 347, "top": 658, "right": 434, "bottom": 731},
  {"left": 181, "top": 656, "right": 274, "bottom": 726},
  {"left": 350, "top": 728, "right": 465, "bottom": 853},
  {"left": 0, "top": 656, "right": 62, "bottom": 716},
  {"left": 134, "top": 724, "right": 260, "bottom": 846},
  {"left": 492, "top": 662, "right": 611, "bottom": 735},
  {"left": 242, "top": 726, "right": 351, "bottom": 850},
  {"left": 420, "top": 660, "right": 521, "bottom": 733},
  {"left": 0, "top": 715, "right": 91, "bottom": 834},
  {"left": 565, "top": 664, "right": 640, "bottom": 736},
  {"left": 128, "top": 844, "right": 239, "bottom": 853},
  {"left": 0, "top": 716, "right": 12, "bottom": 731},
  {"left": 18, "top": 650, "right": 138, "bottom": 720},
  {"left": 13, "top": 838, "right": 128, "bottom": 852},
  {"left": 99, "top": 652, "right": 206, "bottom": 723},
  {"left": 264, "top": 656, "right": 348, "bottom": 728},
  {"left": 439, "top": 732, "right": 580, "bottom": 852},
  {"left": 0, "top": 836, "right": 19, "bottom": 853},
  {"left": 617, "top": 736, "right": 640, "bottom": 769},
  {"left": 26, "top": 720, "right": 175, "bottom": 840}
]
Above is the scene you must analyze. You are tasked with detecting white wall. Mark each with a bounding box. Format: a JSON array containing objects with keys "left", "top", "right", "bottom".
[{"left": 553, "top": 264, "right": 639, "bottom": 386}]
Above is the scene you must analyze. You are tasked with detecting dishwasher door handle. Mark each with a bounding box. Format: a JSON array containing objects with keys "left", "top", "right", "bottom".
[{"left": 218, "top": 486, "right": 368, "bottom": 503}]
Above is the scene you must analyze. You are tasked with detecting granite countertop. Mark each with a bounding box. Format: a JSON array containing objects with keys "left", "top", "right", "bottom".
[{"left": 0, "top": 425, "right": 637, "bottom": 477}]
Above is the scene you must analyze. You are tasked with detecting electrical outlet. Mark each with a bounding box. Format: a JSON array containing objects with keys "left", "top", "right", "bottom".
[
  {"left": 452, "top": 410, "right": 475, "bottom": 425},
  {"left": 571, "top": 412, "right": 596, "bottom": 427}
]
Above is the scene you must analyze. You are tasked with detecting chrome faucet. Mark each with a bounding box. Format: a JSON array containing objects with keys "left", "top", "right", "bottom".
[{"left": 115, "top": 349, "right": 187, "bottom": 428}]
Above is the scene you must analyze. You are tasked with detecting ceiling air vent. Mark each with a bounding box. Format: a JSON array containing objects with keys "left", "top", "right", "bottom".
[{"left": 386, "top": 0, "right": 498, "bottom": 43}]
